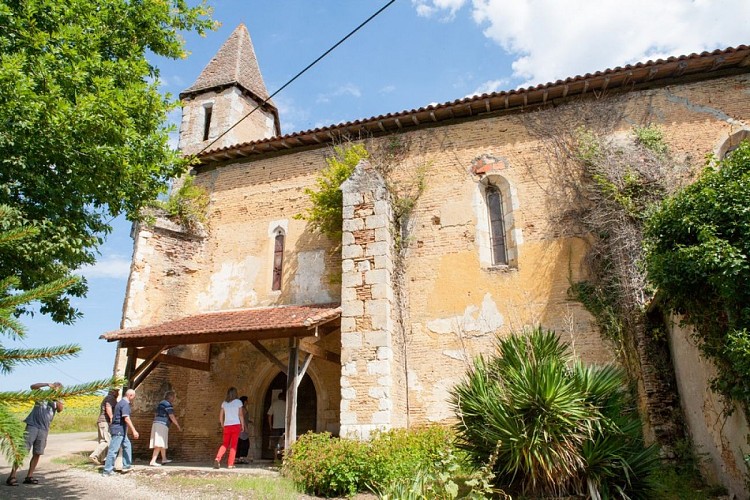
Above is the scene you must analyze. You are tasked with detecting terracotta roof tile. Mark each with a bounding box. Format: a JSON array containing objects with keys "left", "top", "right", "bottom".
[
  {"left": 196, "top": 44, "right": 750, "bottom": 163},
  {"left": 101, "top": 303, "right": 341, "bottom": 342}
]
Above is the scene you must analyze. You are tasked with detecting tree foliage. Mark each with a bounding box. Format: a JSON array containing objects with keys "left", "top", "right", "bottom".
[
  {"left": 295, "top": 143, "right": 370, "bottom": 240},
  {"left": 645, "top": 140, "right": 750, "bottom": 411},
  {"left": 0, "top": 206, "right": 120, "bottom": 466},
  {"left": 0, "top": 0, "right": 214, "bottom": 322}
]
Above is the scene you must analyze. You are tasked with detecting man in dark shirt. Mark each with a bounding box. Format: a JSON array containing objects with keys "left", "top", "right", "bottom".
[
  {"left": 102, "top": 388, "right": 139, "bottom": 476},
  {"left": 89, "top": 388, "right": 119, "bottom": 465},
  {"left": 5, "top": 382, "right": 63, "bottom": 486}
]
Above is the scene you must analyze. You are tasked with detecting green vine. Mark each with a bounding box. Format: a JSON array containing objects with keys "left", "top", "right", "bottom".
[
  {"left": 645, "top": 140, "right": 750, "bottom": 416},
  {"left": 294, "top": 143, "right": 369, "bottom": 240},
  {"left": 158, "top": 174, "right": 209, "bottom": 232}
]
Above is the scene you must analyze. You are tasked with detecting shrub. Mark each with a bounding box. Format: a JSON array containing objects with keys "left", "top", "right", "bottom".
[
  {"left": 451, "top": 326, "right": 658, "bottom": 498},
  {"left": 284, "top": 425, "right": 455, "bottom": 497},
  {"left": 283, "top": 432, "right": 368, "bottom": 497},
  {"left": 159, "top": 174, "right": 209, "bottom": 231}
]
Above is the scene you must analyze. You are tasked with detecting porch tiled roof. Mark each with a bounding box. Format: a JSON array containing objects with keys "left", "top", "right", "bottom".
[{"left": 101, "top": 303, "right": 341, "bottom": 342}]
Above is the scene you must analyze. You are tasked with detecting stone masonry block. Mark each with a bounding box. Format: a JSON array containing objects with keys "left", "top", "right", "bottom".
[
  {"left": 374, "top": 226, "right": 391, "bottom": 242},
  {"left": 365, "top": 214, "right": 388, "bottom": 229},
  {"left": 365, "top": 241, "right": 389, "bottom": 257},
  {"left": 342, "top": 204, "right": 354, "bottom": 220},
  {"left": 341, "top": 272, "right": 362, "bottom": 288},
  {"left": 370, "top": 282, "right": 391, "bottom": 300},
  {"left": 342, "top": 218, "right": 364, "bottom": 232},
  {"left": 365, "top": 268, "right": 388, "bottom": 285},
  {"left": 341, "top": 387, "right": 356, "bottom": 400},
  {"left": 374, "top": 199, "right": 390, "bottom": 215},
  {"left": 357, "top": 259, "right": 372, "bottom": 272},
  {"left": 367, "top": 359, "right": 390, "bottom": 375},
  {"left": 342, "top": 244, "right": 363, "bottom": 259},
  {"left": 343, "top": 192, "right": 363, "bottom": 207},
  {"left": 340, "top": 316, "right": 357, "bottom": 334},
  {"left": 341, "top": 286, "right": 357, "bottom": 303},
  {"left": 364, "top": 329, "right": 390, "bottom": 347},
  {"left": 341, "top": 300, "right": 364, "bottom": 318},
  {"left": 377, "top": 346, "right": 393, "bottom": 360},
  {"left": 366, "top": 299, "right": 390, "bottom": 318},
  {"left": 342, "top": 232, "right": 355, "bottom": 246},
  {"left": 340, "top": 411, "right": 358, "bottom": 425},
  {"left": 342, "top": 361, "right": 358, "bottom": 376},
  {"left": 342, "top": 258, "right": 355, "bottom": 273},
  {"left": 341, "top": 331, "right": 362, "bottom": 348}
]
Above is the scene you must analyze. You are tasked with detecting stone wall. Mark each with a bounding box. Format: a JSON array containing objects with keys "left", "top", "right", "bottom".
[{"left": 669, "top": 320, "right": 750, "bottom": 499}]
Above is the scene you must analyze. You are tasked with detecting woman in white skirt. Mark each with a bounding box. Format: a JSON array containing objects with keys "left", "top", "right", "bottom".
[{"left": 149, "top": 390, "right": 181, "bottom": 466}]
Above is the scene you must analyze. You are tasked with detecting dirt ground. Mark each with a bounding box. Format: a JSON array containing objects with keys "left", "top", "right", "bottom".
[{"left": 0, "top": 432, "right": 374, "bottom": 499}]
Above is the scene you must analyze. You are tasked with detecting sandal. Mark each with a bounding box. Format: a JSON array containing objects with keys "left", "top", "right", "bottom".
[
  {"left": 23, "top": 476, "right": 39, "bottom": 484},
  {"left": 5, "top": 477, "right": 18, "bottom": 487}
]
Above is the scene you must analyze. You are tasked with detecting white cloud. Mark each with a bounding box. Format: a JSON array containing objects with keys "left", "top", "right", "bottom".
[
  {"left": 413, "top": 0, "right": 468, "bottom": 20},
  {"left": 316, "top": 83, "right": 362, "bottom": 104},
  {"left": 273, "top": 94, "right": 311, "bottom": 134},
  {"left": 470, "top": 78, "right": 509, "bottom": 96},
  {"left": 417, "top": 0, "right": 750, "bottom": 87},
  {"left": 380, "top": 84, "right": 396, "bottom": 94},
  {"left": 77, "top": 254, "right": 132, "bottom": 280}
]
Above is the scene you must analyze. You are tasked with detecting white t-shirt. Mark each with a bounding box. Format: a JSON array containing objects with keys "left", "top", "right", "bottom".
[
  {"left": 267, "top": 398, "right": 286, "bottom": 429},
  {"left": 221, "top": 399, "right": 243, "bottom": 426}
]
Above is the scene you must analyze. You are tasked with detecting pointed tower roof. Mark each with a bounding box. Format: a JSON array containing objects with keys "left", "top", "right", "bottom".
[{"left": 181, "top": 24, "right": 275, "bottom": 108}]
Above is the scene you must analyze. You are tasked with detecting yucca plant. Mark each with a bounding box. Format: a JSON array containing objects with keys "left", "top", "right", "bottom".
[{"left": 451, "top": 326, "right": 657, "bottom": 498}]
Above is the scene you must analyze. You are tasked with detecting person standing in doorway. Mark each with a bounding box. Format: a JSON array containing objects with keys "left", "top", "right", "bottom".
[
  {"left": 213, "top": 387, "right": 244, "bottom": 469},
  {"left": 235, "top": 395, "right": 253, "bottom": 464},
  {"left": 102, "top": 388, "right": 139, "bottom": 476},
  {"left": 149, "top": 390, "right": 181, "bottom": 466},
  {"left": 5, "top": 382, "right": 63, "bottom": 486},
  {"left": 89, "top": 388, "right": 118, "bottom": 465},
  {"left": 266, "top": 391, "right": 286, "bottom": 457}
]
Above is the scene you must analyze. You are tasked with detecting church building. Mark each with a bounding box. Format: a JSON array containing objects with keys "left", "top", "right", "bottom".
[{"left": 102, "top": 23, "right": 750, "bottom": 482}]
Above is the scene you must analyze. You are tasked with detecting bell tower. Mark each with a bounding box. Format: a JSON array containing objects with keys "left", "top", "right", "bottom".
[{"left": 178, "top": 24, "right": 280, "bottom": 156}]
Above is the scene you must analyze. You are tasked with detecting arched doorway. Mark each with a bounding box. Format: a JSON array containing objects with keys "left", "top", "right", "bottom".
[{"left": 261, "top": 371, "right": 317, "bottom": 459}]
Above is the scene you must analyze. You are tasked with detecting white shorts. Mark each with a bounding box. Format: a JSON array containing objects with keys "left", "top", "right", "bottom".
[{"left": 149, "top": 422, "right": 169, "bottom": 449}]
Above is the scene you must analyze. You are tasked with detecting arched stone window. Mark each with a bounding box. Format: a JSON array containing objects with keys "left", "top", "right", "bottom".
[
  {"left": 475, "top": 173, "right": 520, "bottom": 269},
  {"left": 272, "top": 228, "right": 285, "bottom": 291}
]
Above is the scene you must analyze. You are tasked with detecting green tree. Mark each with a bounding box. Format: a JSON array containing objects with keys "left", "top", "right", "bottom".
[
  {"left": 0, "top": 0, "right": 214, "bottom": 323},
  {"left": 0, "top": 206, "right": 118, "bottom": 466},
  {"left": 645, "top": 140, "right": 750, "bottom": 410}
]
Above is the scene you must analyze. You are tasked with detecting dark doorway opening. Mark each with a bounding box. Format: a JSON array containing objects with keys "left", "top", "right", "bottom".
[{"left": 261, "top": 371, "right": 317, "bottom": 459}]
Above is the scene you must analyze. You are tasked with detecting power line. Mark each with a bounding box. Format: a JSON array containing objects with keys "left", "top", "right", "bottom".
[{"left": 197, "top": 0, "right": 397, "bottom": 157}]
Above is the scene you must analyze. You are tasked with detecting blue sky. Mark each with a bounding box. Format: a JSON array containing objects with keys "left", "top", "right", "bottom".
[{"left": 5, "top": 0, "right": 749, "bottom": 390}]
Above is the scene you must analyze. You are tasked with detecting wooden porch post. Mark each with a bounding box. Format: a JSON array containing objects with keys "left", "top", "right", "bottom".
[{"left": 285, "top": 337, "right": 299, "bottom": 450}]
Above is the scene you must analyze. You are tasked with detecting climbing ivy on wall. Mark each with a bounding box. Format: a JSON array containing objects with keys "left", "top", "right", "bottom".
[
  {"left": 645, "top": 140, "right": 750, "bottom": 414},
  {"left": 295, "top": 143, "right": 370, "bottom": 240}
]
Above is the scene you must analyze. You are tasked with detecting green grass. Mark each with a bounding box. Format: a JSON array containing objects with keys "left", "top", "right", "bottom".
[
  {"left": 51, "top": 452, "right": 91, "bottom": 468},
  {"left": 651, "top": 463, "right": 728, "bottom": 499},
  {"left": 144, "top": 474, "right": 301, "bottom": 499}
]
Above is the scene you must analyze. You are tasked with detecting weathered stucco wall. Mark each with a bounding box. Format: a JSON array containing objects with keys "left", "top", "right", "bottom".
[{"left": 669, "top": 320, "right": 749, "bottom": 500}]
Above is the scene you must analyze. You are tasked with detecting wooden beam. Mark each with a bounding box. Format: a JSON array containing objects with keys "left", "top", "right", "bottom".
[
  {"left": 131, "top": 347, "right": 166, "bottom": 382},
  {"left": 299, "top": 339, "right": 340, "bottom": 365},
  {"left": 123, "top": 347, "right": 137, "bottom": 390},
  {"left": 132, "top": 361, "right": 161, "bottom": 390},
  {"left": 135, "top": 346, "right": 163, "bottom": 359},
  {"left": 155, "top": 353, "right": 210, "bottom": 372},
  {"left": 117, "top": 327, "right": 316, "bottom": 348},
  {"left": 297, "top": 353, "right": 313, "bottom": 383},
  {"left": 285, "top": 338, "right": 299, "bottom": 450},
  {"left": 249, "top": 340, "right": 287, "bottom": 374}
]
